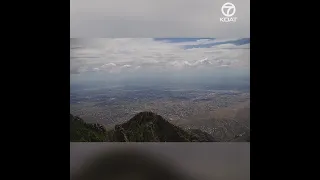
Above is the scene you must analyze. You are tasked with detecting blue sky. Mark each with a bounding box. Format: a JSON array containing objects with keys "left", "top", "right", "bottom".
[
  {"left": 154, "top": 38, "right": 216, "bottom": 43},
  {"left": 154, "top": 38, "right": 249, "bottom": 49}
]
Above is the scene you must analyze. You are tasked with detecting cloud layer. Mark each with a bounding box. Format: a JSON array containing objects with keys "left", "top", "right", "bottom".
[
  {"left": 70, "top": 38, "right": 250, "bottom": 75},
  {"left": 71, "top": 0, "right": 250, "bottom": 38}
]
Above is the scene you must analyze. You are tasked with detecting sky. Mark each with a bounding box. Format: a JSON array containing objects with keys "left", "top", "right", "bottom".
[
  {"left": 70, "top": 38, "right": 250, "bottom": 89},
  {"left": 70, "top": 0, "right": 250, "bottom": 89},
  {"left": 70, "top": 0, "right": 250, "bottom": 38}
]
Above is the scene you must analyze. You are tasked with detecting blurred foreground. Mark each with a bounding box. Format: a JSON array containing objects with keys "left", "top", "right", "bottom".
[{"left": 70, "top": 143, "right": 250, "bottom": 180}]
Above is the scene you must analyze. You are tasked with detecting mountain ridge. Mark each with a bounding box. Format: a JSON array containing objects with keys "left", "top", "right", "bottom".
[{"left": 70, "top": 111, "right": 215, "bottom": 142}]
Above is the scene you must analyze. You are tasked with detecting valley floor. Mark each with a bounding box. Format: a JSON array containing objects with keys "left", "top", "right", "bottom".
[{"left": 70, "top": 89, "right": 250, "bottom": 142}]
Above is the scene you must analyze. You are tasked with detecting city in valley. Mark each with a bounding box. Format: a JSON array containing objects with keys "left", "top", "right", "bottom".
[{"left": 70, "top": 85, "right": 250, "bottom": 142}]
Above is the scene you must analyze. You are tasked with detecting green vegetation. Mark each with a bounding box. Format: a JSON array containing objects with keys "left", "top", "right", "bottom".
[
  {"left": 70, "top": 114, "right": 108, "bottom": 142},
  {"left": 70, "top": 112, "right": 215, "bottom": 142}
]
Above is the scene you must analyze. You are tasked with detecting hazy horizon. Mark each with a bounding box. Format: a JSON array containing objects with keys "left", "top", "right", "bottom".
[{"left": 71, "top": 38, "right": 250, "bottom": 91}]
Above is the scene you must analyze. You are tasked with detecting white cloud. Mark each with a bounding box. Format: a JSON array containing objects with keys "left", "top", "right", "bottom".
[
  {"left": 102, "top": 63, "right": 117, "bottom": 67},
  {"left": 122, "top": 64, "right": 132, "bottom": 68},
  {"left": 70, "top": 38, "right": 250, "bottom": 74}
]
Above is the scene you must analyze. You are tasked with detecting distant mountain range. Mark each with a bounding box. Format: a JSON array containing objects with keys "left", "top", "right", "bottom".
[{"left": 70, "top": 112, "right": 216, "bottom": 142}]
